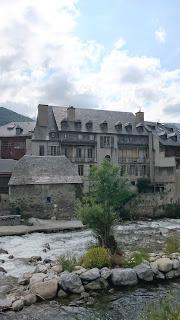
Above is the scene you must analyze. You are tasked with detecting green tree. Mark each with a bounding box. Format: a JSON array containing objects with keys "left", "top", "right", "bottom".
[{"left": 78, "top": 160, "right": 135, "bottom": 252}]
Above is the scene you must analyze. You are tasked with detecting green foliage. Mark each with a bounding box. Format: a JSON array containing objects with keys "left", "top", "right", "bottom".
[
  {"left": 80, "top": 246, "right": 111, "bottom": 269},
  {"left": 78, "top": 160, "right": 136, "bottom": 252},
  {"left": 141, "top": 296, "right": 180, "bottom": 320},
  {"left": 89, "top": 160, "right": 135, "bottom": 210},
  {"left": 78, "top": 198, "right": 117, "bottom": 252},
  {"left": 57, "top": 255, "right": 78, "bottom": 272},
  {"left": 124, "top": 250, "right": 150, "bottom": 268},
  {"left": 137, "top": 178, "right": 153, "bottom": 193},
  {"left": 165, "top": 236, "right": 180, "bottom": 254}
]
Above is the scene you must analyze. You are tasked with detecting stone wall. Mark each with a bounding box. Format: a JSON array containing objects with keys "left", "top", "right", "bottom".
[
  {"left": 128, "top": 186, "right": 175, "bottom": 218},
  {"left": 0, "top": 193, "right": 10, "bottom": 216},
  {"left": 0, "top": 215, "right": 21, "bottom": 226},
  {"left": 9, "top": 183, "right": 81, "bottom": 219}
]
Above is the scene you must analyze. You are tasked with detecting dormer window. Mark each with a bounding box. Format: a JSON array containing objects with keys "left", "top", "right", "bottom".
[
  {"left": 61, "top": 119, "right": 68, "bottom": 130},
  {"left": 86, "top": 121, "right": 93, "bottom": 131},
  {"left": 158, "top": 131, "right": 167, "bottom": 140},
  {"left": 100, "top": 121, "right": 108, "bottom": 131},
  {"left": 16, "top": 126, "right": 23, "bottom": 135},
  {"left": 75, "top": 120, "right": 82, "bottom": 130},
  {"left": 168, "top": 132, "right": 177, "bottom": 142},
  {"left": 148, "top": 124, "right": 156, "bottom": 130},
  {"left": 115, "top": 122, "right": 122, "bottom": 132},
  {"left": 136, "top": 123, "right": 144, "bottom": 133},
  {"left": 124, "top": 123, "right": 132, "bottom": 133}
]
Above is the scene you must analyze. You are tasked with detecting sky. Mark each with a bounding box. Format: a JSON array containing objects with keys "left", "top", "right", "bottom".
[{"left": 0, "top": 0, "right": 180, "bottom": 122}]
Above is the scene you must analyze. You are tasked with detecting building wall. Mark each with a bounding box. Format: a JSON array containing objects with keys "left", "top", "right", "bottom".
[
  {"left": 9, "top": 183, "right": 81, "bottom": 219},
  {"left": 0, "top": 137, "right": 29, "bottom": 160}
]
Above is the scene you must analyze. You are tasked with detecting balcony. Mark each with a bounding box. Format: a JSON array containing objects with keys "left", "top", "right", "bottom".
[
  {"left": 70, "top": 157, "right": 96, "bottom": 163},
  {"left": 118, "top": 157, "right": 149, "bottom": 164},
  {"left": 60, "top": 133, "right": 96, "bottom": 145}
]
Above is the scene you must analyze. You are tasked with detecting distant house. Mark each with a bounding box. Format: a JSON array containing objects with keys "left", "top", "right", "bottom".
[
  {"left": 0, "top": 159, "right": 17, "bottom": 214},
  {"left": 0, "top": 121, "right": 35, "bottom": 160},
  {"left": 9, "top": 155, "right": 82, "bottom": 219}
]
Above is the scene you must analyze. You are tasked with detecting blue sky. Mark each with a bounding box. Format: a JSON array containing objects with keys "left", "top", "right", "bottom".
[
  {"left": 77, "top": 0, "right": 180, "bottom": 69},
  {"left": 0, "top": 0, "right": 180, "bottom": 122}
]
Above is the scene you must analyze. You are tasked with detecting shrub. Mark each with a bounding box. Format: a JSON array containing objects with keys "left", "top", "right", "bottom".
[
  {"left": 57, "top": 255, "right": 78, "bottom": 272},
  {"left": 141, "top": 296, "right": 180, "bottom": 320},
  {"left": 80, "top": 246, "right": 111, "bottom": 269},
  {"left": 165, "top": 236, "right": 180, "bottom": 254},
  {"left": 125, "top": 250, "right": 150, "bottom": 268},
  {"left": 163, "top": 203, "right": 180, "bottom": 218},
  {"left": 137, "top": 178, "right": 153, "bottom": 193}
]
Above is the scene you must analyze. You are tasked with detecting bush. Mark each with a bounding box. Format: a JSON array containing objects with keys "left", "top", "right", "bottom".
[
  {"left": 80, "top": 247, "right": 111, "bottom": 269},
  {"left": 137, "top": 178, "right": 153, "bottom": 193},
  {"left": 57, "top": 255, "right": 78, "bottom": 272},
  {"left": 165, "top": 236, "right": 180, "bottom": 254},
  {"left": 141, "top": 296, "right": 180, "bottom": 320},
  {"left": 124, "top": 250, "right": 150, "bottom": 268}
]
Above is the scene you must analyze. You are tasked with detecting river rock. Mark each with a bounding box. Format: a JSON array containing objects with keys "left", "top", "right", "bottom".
[
  {"left": 166, "top": 270, "right": 175, "bottom": 279},
  {"left": 24, "top": 293, "right": 37, "bottom": 306},
  {"left": 134, "top": 263, "right": 154, "bottom": 282},
  {"left": 80, "top": 268, "right": 100, "bottom": 282},
  {"left": 111, "top": 268, "right": 138, "bottom": 286},
  {"left": 23, "top": 272, "right": 33, "bottom": 281},
  {"left": 101, "top": 267, "right": 112, "bottom": 279},
  {"left": 29, "top": 273, "right": 47, "bottom": 286},
  {"left": 44, "top": 243, "right": 51, "bottom": 250},
  {"left": 8, "top": 255, "right": 14, "bottom": 259},
  {"left": 156, "top": 258, "right": 173, "bottom": 273},
  {"left": 43, "top": 258, "right": 52, "bottom": 264},
  {"left": 0, "top": 297, "right": 12, "bottom": 310},
  {"left": 29, "top": 256, "right": 42, "bottom": 263},
  {"left": 59, "top": 272, "right": 84, "bottom": 294},
  {"left": 155, "top": 271, "right": 165, "bottom": 280},
  {"left": 34, "top": 264, "right": 47, "bottom": 274},
  {"left": 31, "top": 278, "right": 58, "bottom": 300},
  {"left": 51, "top": 265, "right": 63, "bottom": 274},
  {"left": 18, "top": 277, "right": 29, "bottom": 285},
  {"left": 12, "top": 299, "right": 24, "bottom": 311},
  {"left": 57, "top": 289, "right": 68, "bottom": 298},
  {"left": 0, "top": 259, "right": 5, "bottom": 264},
  {"left": 0, "top": 266, "right": 7, "bottom": 273},
  {"left": 84, "top": 279, "right": 102, "bottom": 291},
  {"left": 172, "top": 259, "right": 180, "bottom": 270},
  {"left": 174, "top": 268, "right": 180, "bottom": 277},
  {"left": 0, "top": 249, "right": 8, "bottom": 254},
  {"left": 74, "top": 267, "right": 87, "bottom": 275}
]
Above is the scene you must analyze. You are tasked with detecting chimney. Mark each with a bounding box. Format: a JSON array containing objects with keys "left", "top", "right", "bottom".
[
  {"left": 135, "top": 110, "right": 144, "bottom": 125},
  {"left": 38, "top": 104, "right": 48, "bottom": 127},
  {"left": 67, "top": 106, "right": 75, "bottom": 122}
]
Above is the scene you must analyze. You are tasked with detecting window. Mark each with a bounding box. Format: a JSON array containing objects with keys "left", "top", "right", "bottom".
[
  {"left": 39, "top": 145, "right": 45, "bottom": 156},
  {"left": 78, "top": 165, "right": 84, "bottom": 176},
  {"left": 100, "top": 136, "right": 114, "bottom": 148},
  {"left": 76, "top": 148, "right": 82, "bottom": 158},
  {"left": 51, "top": 146, "right": 57, "bottom": 156},
  {"left": 87, "top": 148, "right": 93, "bottom": 158},
  {"left": 47, "top": 197, "right": 51, "bottom": 203},
  {"left": 75, "top": 121, "right": 82, "bottom": 130}
]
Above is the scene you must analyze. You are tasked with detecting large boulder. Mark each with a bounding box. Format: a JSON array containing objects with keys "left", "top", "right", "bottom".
[
  {"left": 0, "top": 297, "right": 12, "bottom": 311},
  {"left": 29, "top": 273, "right": 47, "bottom": 286},
  {"left": 80, "top": 268, "right": 100, "bottom": 282},
  {"left": 31, "top": 278, "right": 58, "bottom": 300},
  {"left": 24, "top": 293, "right": 37, "bottom": 306},
  {"left": 59, "top": 272, "right": 84, "bottom": 294},
  {"left": 12, "top": 299, "right": 24, "bottom": 312},
  {"left": 101, "top": 267, "right": 112, "bottom": 280},
  {"left": 134, "top": 263, "right": 154, "bottom": 282},
  {"left": 156, "top": 258, "right": 173, "bottom": 273},
  {"left": 111, "top": 268, "right": 138, "bottom": 286},
  {"left": 172, "top": 259, "right": 180, "bottom": 270}
]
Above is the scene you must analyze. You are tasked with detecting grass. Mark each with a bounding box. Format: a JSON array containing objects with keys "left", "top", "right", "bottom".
[
  {"left": 141, "top": 296, "right": 180, "bottom": 320},
  {"left": 57, "top": 255, "right": 78, "bottom": 272},
  {"left": 124, "top": 249, "right": 150, "bottom": 268},
  {"left": 165, "top": 236, "right": 180, "bottom": 254},
  {"left": 80, "top": 246, "right": 111, "bottom": 269}
]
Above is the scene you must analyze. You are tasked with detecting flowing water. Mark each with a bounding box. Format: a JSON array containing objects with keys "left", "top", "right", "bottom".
[{"left": 0, "top": 219, "right": 180, "bottom": 320}]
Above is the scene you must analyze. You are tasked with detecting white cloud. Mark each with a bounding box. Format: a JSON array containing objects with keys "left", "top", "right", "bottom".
[
  {"left": 155, "top": 27, "right": 167, "bottom": 44},
  {"left": 0, "top": 1, "right": 179, "bottom": 122}
]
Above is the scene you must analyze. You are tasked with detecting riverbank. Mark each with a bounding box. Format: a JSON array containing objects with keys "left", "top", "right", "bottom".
[{"left": 0, "top": 219, "right": 85, "bottom": 237}]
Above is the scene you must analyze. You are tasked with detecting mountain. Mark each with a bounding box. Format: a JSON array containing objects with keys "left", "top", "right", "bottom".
[{"left": 0, "top": 107, "right": 33, "bottom": 126}]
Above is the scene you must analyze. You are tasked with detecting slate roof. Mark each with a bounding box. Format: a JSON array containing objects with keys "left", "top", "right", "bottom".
[
  {"left": 52, "top": 106, "right": 148, "bottom": 136},
  {"left": 145, "top": 121, "right": 180, "bottom": 146},
  {"left": 9, "top": 156, "right": 82, "bottom": 186},
  {"left": 0, "top": 159, "right": 17, "bottom": 174},
  {"left": 0, "top": 122, "right": 36, "bottom": 137}
]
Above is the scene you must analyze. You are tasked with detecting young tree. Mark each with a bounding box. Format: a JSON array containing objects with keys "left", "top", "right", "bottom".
[{"left": 78, "top": 160, "right": 135, "bottom": 252}]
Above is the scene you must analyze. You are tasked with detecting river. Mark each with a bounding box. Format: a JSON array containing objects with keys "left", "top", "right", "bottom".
[{"left": 0, "top": 219, "right": 180, "bottom": 320}]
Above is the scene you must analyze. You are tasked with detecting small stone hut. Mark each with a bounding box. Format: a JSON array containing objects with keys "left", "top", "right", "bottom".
[{"left": 9, "top": 155, "right": 82, "bottom": 219}]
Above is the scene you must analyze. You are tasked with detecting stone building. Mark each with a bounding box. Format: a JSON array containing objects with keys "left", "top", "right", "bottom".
[
  {"left": 0, "top": 121, "right": 35, "bottom": 160},
  {"left": 0, "top": 159, "right": 17, "bottom": 215},
  {"left": 9, "top": 155, "right": 82, "bottom": 219},
  {"left": 31, "top": 104, "right": 180, "bottom": 203}
]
